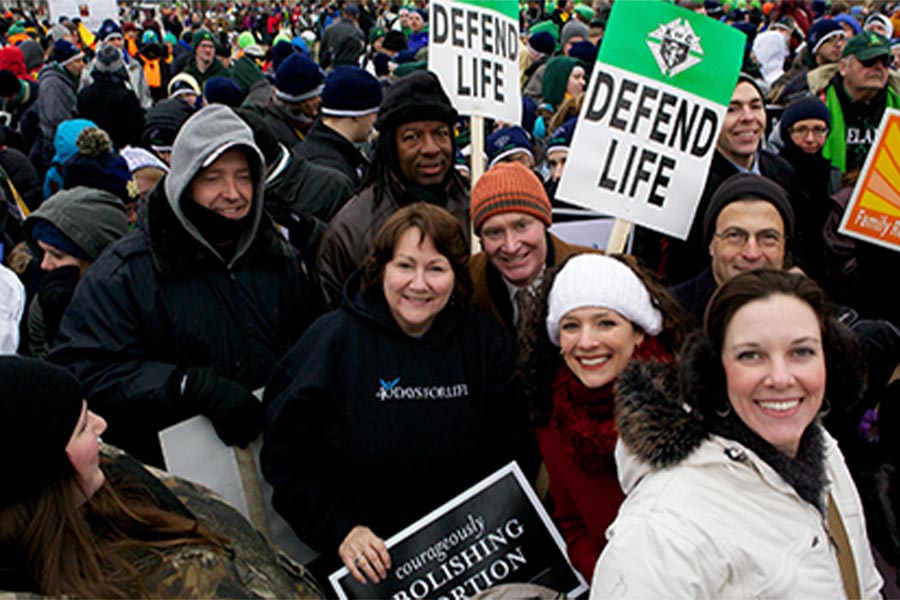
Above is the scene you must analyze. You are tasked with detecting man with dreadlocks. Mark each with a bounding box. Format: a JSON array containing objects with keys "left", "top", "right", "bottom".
[{"left": 315, "top": 70, "right": 470, "bottom": 309}]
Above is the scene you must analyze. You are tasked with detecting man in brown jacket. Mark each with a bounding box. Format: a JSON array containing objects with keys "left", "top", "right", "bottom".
[{"left": 469, "top": 161, "right": 597, "bottom": 334}]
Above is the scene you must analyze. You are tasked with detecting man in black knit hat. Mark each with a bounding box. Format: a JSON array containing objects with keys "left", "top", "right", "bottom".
[{"left": 314, "top": 69, "right": 469, "bottom": 309}]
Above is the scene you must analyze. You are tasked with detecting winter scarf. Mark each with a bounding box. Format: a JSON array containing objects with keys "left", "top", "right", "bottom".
[{"left": 550, "top": 365, "right": 618, "bottom": 474}]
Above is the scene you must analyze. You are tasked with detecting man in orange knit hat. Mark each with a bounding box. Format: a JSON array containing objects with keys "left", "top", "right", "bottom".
[{"left": 469, "top": 161, "right": 596, "bottom": 334}]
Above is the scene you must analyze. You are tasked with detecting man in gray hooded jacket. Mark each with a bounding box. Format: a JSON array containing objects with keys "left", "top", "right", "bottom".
[{"left": 49, "top": 105, "right": 314, "bottom": 467}]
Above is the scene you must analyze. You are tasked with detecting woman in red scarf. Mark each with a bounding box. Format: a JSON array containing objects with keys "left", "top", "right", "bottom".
[{"left": 519, "top": 254, "right": 684, "bottom": 581}]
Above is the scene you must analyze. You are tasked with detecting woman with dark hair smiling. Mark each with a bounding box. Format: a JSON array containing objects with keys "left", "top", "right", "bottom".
[
  {"left": 263, "top": 202, "right": 533, "bottom": 586},
  {"left": 592, "top": 270, "right": 882, "bottom": 598},
  {"left": 518, "top": 253, "right": 683, "bottom": 581}
]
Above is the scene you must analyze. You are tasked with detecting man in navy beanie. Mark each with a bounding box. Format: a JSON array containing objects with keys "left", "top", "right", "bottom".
[
  {"left": 295, "top": 66, "right": 381, "bottom": 186},
  {"left": 315, "top": 70, "right": 469, "bottom": 308},
  {"left": 262, "top": 52, "right": 324, "bottom": 146}
]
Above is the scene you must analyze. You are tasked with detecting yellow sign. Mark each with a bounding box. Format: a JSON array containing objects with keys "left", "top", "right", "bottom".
[{"left": 839, "top": 109, "right": 900, "bottom": 251}]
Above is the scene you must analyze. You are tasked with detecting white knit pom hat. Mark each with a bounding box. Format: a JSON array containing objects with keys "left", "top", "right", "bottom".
[{"left": 546, "top": 254, "right": 663, "bottom": 346}]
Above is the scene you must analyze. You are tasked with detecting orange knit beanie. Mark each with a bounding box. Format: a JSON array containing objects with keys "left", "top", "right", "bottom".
[{"left": 470, "top": 162, "right": 553, "bottom": 234}]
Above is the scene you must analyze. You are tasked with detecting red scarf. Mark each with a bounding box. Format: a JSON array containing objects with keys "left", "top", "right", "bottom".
[
  {"left": 551, "top": 366, "right": 618, "bottom": 474},
  {"left": 550, "top": 338, "right": 671, "bottom": 474}
]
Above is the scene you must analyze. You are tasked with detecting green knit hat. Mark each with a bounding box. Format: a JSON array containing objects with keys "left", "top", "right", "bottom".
[
  {"left": 541, "top": 56, "right": 581, "bottom": 108},
  {"left": 237, "top": 31, "right": 256, "bottom": 49}
]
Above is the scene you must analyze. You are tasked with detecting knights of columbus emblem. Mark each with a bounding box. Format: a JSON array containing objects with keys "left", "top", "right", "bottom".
[{"left": 646, "top": 18, "right": 703, "bottom": 78}]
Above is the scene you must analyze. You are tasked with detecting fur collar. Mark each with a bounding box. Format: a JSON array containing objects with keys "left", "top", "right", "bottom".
[
  {"left": 615, "top": 361, "right": 708, "bottom": 469},
  {"left": 616, "top": 360, "right": 827, "bottom": 513},
  {"left": 144, "top": 183, "right": 294, "bottom": 275}
]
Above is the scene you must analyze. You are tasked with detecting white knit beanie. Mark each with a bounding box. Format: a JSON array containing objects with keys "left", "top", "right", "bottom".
[{"left": 546, "top": 254, "right": 663, "bottom": 346}]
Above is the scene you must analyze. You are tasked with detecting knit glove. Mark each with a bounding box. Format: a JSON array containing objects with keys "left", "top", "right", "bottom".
[
  {"left": 183, "top": 367, "right": 263, "bottom": 447},
  {"left": 37, "top": 265, "right": 80, "bottom": 344}
]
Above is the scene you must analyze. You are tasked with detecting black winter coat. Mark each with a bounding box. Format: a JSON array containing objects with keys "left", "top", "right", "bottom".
[
  {"left": 294, "top": 120, "right": 369, "bottom": 187},
  {"left": 77, "top": 76, "right": 145, "bottom": 150},
  {"left": 49, "top": 186, "right": 313, "bottom": 466}
]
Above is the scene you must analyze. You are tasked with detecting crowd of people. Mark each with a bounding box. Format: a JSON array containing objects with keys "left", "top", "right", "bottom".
[{"left": 0, "top": 0, "right": 899, "bottom": 597}]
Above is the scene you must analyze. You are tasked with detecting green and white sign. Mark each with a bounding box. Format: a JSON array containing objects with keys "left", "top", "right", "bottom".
[
  {"left": 429, "top": 0, "right": 522, "bottom": 124},
  {"left": 557, "top": 1, "right": 744, "bottom": 239}
]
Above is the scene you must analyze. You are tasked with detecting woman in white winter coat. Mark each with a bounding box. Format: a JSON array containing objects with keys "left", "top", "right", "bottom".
[{"left": 592, "top": 269, "right": 883, "bottom": 599}]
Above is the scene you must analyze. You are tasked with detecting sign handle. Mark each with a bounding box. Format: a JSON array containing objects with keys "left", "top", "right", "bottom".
[
  {"left": 234, "top": 446, "right": 272, "bottom": 540},
  {"left": 469, "top": 115, "right": 486, "bottom": 255},
  {"left": 606, "top": 218, "right": 632, "bottom": 255}
]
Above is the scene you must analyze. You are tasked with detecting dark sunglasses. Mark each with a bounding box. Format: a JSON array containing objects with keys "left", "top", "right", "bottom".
[{"left": 858, "top": 55, "right": 890, "bottom": 68}]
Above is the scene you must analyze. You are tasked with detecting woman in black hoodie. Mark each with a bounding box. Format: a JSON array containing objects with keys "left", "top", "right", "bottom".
[{"left": 262, "top": 203, "right": 534, "bottom": 587}]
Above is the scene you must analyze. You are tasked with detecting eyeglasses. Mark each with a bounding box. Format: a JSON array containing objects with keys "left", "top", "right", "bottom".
[
  {"left": 789, "top": 125, "right": 829, "bottom": 139},
  {"left": 714, "top": 228, "right": 785, "bottom": 248},
  {"left": 857, "top": 55, "right": 890, "bottom": 68}
]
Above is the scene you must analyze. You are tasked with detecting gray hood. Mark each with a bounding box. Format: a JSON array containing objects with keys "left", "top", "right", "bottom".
[
  {"left": 164, "top": 104, "right": 266, "bottom": 266},
  {"left": 25, "top": 186, "right": 127, "bottom": 260}
]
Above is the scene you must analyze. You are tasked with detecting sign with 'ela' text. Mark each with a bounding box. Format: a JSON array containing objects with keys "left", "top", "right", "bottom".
[
  {"left": 328, "top": 462, "right": 586, "bottom": 599},
  {"left": 429, "top": 0, "right": 521, "bottom": 124},
  {"left": 838, "top": 109, "right": 900, "bottom": 252},
  {"left": 558, "top": 1, "right": 744, "bottom": 239}
]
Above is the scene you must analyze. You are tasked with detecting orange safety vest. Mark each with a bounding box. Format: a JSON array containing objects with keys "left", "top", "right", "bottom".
[{"left": 143, "top": 58, "right": 162, "bottom": 88}]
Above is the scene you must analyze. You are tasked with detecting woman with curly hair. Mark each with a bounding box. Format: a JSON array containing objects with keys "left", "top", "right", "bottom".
[{"left": 519, "top": 253, "right": 684, "bottom": 581}]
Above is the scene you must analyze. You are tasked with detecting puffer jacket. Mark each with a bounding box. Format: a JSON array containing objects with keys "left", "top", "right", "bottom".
[
  {"left": 315, "top": 171, "right": 470, "bottom": 309},
  {"left": 49, "top": 106, "right": 313, "bottom": 466},
  {"left": 590, "top": 362, "right": 883, "bottom": 599}
]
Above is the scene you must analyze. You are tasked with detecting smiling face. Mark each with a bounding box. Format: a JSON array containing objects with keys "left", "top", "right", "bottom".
[
  {"left": 717, "top": 81, "right": 766, "bottom": 169},
  {"left": 383, "top": 227, "right": 454, "bottom": 337},
  {"left": 65, "top": 401, "right": 108, "bottom": 502},
  {"left": 188, "top": 147, "right": 254, "bottom": 220},
  {"left": 559, "top": 307, "right": 644, "bottom": 389},
  {"left": 394, "top": 120, "right": 453, "bottom": 186},
  {"left": 480, "top": 212, "right": 548, "bottom": 287},
  {"left": 721, "top": 294, "right": 825, "bottom": 458}
]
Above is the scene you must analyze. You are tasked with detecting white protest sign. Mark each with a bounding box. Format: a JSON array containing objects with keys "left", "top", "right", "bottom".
[
  {"left": 429, "top": 0, "right": 521, "bottom": 124},
  {"left": 159, "top": 415, "right": 319, "bottom": 565},
  {"left": 557, "top": 2, "right": 744, "bottom": 240},
  {"left": 48, "top": 0, "right": 117, "bottom": 33}
]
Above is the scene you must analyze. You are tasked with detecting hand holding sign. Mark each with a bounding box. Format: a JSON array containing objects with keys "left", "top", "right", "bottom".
[{"left": 339, "top": 525, "right": 392, "bottom": 585}]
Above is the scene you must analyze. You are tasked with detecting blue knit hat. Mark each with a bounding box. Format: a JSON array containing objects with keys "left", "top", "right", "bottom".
[
  {"left": 779, "top": 96, "right": 831, "bottom": 141},
  {"left": 29, "top": 220, "right": 89, "bottom": 260},
  {"left": 321, "top": 66, "right": 382, "bottom": 117},
  {"left": 275, "top": 53, "right": 325, "bottom": 102},
  {"left": 53, "top": 39, "right": 83, "bottom": 66},
  {"left": 529, "top": 31, "right": 555, "bottom": 55},
  {"left": 204, "top": 75, "right": 245, "bottom": 108},
  {"left": 486, "top": 126, "right": 533, "bottom": 168},
  {"left": 807, "top": 19, "right": 845, "bottom": 55},
  {"left": 833, "top": 13, "right": 861, "bottom": 36},
  {"left": 546, "top": 117, "right": 577, "bottom": 155},
  {"left": 568, "top": 40, "right": 597, "bottom": 66},
  {"left": 271, "top": 41, "right": 297, "bottom": 73},
  {"left": 97, "top": 18, "right": 123, "bottom": 41}
]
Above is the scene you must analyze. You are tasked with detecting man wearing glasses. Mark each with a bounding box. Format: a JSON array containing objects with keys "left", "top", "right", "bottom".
[
  {"left": 671, "top": 173, "right": 794, "bottom": 324},
  {"left": 820, "top": 32, "right": 900, "bottom": 174}
]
